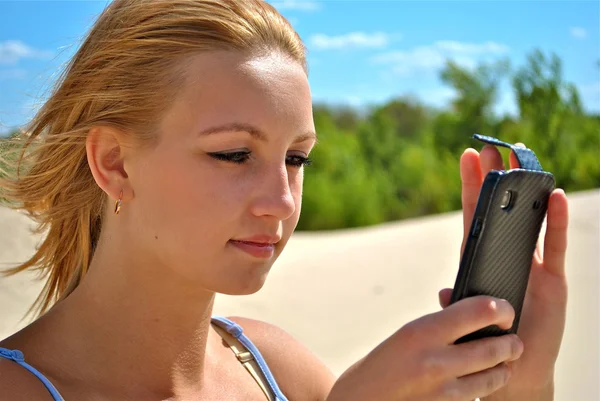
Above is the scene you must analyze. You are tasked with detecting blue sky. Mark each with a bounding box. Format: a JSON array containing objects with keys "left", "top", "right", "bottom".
[{"left": 1, "top": 0, "right": 598, "bottom": 134}]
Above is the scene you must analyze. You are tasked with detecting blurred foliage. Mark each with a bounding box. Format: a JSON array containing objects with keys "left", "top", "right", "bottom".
[
  {"left": 0, "top": 130, "right": 23, "bottom": 176},
  {"left": 298, "top": 49, "right": 600, "bottom": 231},
  {"left": 1, "top": 49, "right": 598, "bottom": 230}
]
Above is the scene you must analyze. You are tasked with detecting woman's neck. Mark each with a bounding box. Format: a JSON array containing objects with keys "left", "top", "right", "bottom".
[{"left": 31, "top": 233, "right": 224, "bottom": 399}]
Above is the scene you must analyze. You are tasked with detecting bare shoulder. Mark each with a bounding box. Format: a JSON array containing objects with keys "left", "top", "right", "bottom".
[
  {"left": 0, "top": 356, "right": 56, "bottom": 401},
  {"left": 227, "top": 316, "right": 336, "bottom": 401}
]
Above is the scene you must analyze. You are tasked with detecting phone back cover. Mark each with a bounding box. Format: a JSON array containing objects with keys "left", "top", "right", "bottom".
[{"left": 457, "top": 169, "right": 555, "bottom": 343}]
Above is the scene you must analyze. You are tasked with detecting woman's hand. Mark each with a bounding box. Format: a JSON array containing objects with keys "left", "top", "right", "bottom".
[
  {"left": 438, "top": 144, "right": 569, "bottom": 401},
  {"left": 326, "top": 295, "right": 524, "bottom": 401}
]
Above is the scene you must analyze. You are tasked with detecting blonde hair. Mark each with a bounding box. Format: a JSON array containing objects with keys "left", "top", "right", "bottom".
[{"left": 0, "top": 0, "right": 306, "bottom": 317}]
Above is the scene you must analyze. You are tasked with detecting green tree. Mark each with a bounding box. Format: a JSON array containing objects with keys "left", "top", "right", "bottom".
[
  {"left": 435, "top": 59, "right": 510, "bottom": 153},
  {"left": 511, "top": 49, "right": 597, "bottom": 188}
]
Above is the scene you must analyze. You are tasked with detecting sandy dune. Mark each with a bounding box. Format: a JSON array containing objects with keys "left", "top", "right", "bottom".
[{"left": 1, "top": 189, "right": 598, "bottom": 400}]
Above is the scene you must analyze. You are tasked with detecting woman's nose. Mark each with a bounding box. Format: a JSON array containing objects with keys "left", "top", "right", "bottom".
[{"left": 248, "top": 164, "right": 297, "bottom": 220}]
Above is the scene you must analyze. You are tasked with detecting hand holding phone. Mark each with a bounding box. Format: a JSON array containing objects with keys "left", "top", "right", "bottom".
[{"left": 450, "top": 134, "right": 555, "bottom": 344}]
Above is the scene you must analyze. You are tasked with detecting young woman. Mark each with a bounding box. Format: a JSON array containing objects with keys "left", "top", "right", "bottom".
[{"left": 0, "top": 1, "right": 569, "bottom": 400}]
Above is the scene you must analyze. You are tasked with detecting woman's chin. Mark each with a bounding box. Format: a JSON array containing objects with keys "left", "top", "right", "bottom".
[
  {"left": 215, "top": 278, "right": 269, "bottom": 296},
  {"left": 212, "top": 266, "right": 272, "bottom": 296}
]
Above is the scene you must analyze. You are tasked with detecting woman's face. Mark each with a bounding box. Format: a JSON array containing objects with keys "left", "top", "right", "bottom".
[{"left": 124, "top": 51, "right": 316, "bottom": 295}]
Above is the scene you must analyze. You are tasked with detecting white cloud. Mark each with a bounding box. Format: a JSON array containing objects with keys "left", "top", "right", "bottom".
[
  {"left": 270, "top": 0, "right": 320, "bottom": 12},
  {"left": 570, "top": 27, "right": 587, "bottom": 39},
  {"left": 0, "top": 40, "right": 53, "bottom": 65},
  {"left": 371, "top": 40, "right": 510, "bottom": 76},
  {"left": 309, "top": 32, "right": 400, "bottom": 51},
  {"left": 373, "top": 46, "right": 446, "bottom": 73},
  {"left": 434, "top": 40, "right": 509, "bottom": 54}
]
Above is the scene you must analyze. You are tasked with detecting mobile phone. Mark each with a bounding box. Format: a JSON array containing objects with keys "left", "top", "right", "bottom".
[{"left": 450, "top": 167, "right": 555, "bottom": 344}]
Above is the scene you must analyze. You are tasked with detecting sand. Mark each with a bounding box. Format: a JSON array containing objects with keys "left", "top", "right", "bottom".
[{"left": 1, "top": 189, "right": 598, "bottom": 400}]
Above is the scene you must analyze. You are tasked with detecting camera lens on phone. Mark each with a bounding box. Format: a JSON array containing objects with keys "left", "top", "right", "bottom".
[{"left": 500, "top": 190, "right": 513, "bottom": 210}]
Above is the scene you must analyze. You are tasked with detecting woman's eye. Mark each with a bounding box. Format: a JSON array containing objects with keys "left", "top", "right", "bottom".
[
  {"left": 287, "top": 155, "right": 312, "bottom": 168},
  {"left": 208, "top": 151, "right": 251, "bottom": 164},
  {"left": 207, "top": 151, "right": 311, "bottom": 168}
]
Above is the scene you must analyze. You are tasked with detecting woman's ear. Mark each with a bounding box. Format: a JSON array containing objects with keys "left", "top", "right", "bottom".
[{"left": 86, "top": 126, "right": 133, "bottom": 203}]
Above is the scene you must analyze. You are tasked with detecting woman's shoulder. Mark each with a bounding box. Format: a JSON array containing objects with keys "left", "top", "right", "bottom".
[
  {"left": 226, "top": 316, "right": 336, "bottom": 401},
  {"left": 0, "top": 327, "right": 61, "bottom": 401},
  {"left": 0, "top": 354, "right": 57, "bottom": 401}
]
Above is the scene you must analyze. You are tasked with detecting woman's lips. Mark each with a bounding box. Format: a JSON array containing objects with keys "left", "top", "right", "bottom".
[{"left": 229, "top": 240, "right": 275, "bottom": 259}]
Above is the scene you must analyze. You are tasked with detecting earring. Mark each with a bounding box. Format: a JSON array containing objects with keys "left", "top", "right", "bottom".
[{"left": 114, "top": 190, "right": 123, "bottom": 215}]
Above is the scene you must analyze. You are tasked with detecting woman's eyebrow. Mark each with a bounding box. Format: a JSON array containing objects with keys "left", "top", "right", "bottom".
[
  {"left": 199, "top": 122, "right": 317, "bottom": 143},
  {"left": 293, "top": 131, "right": 317, "bottom": 144},
  {"left": 199, "top": 122, "right": 266, "bottom": 140}
]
